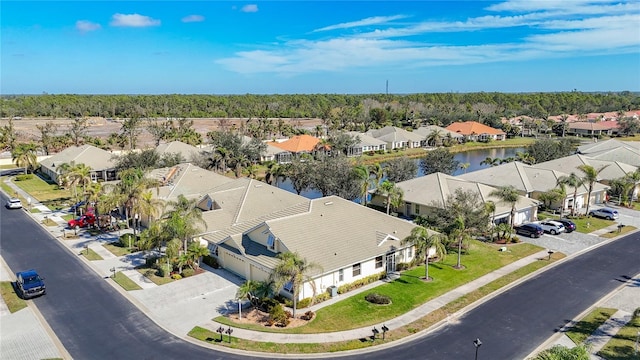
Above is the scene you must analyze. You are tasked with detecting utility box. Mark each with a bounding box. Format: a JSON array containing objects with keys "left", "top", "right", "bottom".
[{"left": 328, "top": 286, "right": 338, "bottom": 297}]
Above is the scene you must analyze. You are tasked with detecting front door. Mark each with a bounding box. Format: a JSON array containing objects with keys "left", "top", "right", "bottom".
[{"left": 386, "top": 253, "right": 396, "bottom": 273}]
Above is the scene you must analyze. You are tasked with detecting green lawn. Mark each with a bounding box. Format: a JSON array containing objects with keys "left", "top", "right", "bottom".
[
  {"left": 195, "top": 250, "right": 564, "bottom": 354},
  {"left": 103, "top": 243, "right": 138, "bottom": 257},
  {"left": 598, "top": 308, "right": 640, "bottom": 360},
  {"left": 0, "top": 281, "right": 28, "bottom": 313},
  {"left": 111, "top": 272, "right": 142, "bottom": 291},
  {"left": 566, "top": 307, "right": 618, "bottom": 345},
  {"left": 216, "top": 241, "right": 542, "bottom": 334},
  {"left": 42, "top": 218, "right": 58, "bottom": 226},
  {"left": 81, "top": 248, "right": 104, "bottom": 261},
  {"left": 136, "top": 268, "right": 174, "bottom": 285},
  {"left": 10, "top": 175, "right": 72, "bottom": 203},
  {"left": 600, "top": 226, "right": 637, "bottom": 238},
  {"left": 540, "top": 213, "right": 615, "bottom": 233}
]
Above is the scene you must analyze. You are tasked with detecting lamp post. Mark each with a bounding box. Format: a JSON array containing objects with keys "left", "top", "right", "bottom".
[
  {"left": 473, "top": 338, "right": 482, "bottom": 360},
  {"left": 381, "top": 324, "right": 389, "bottom": 340}
]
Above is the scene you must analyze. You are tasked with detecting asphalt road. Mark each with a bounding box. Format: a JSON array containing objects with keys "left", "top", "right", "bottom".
[{"left": 2, "top": 191, "right": 640, "bottom": 360}]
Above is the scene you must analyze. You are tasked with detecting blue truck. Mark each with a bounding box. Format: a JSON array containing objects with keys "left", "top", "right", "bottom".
[{"left": 15, "top": 270, "right": 46, "bottom": 299}]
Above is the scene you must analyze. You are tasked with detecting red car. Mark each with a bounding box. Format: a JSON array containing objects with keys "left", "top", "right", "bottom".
[{"left": 68, "top": 213, "right": 97, "bottom": 229}]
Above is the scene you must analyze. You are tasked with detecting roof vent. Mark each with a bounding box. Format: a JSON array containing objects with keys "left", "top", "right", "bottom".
[{"left": 324, "top": 201, "right": 333, "bottom": 206}]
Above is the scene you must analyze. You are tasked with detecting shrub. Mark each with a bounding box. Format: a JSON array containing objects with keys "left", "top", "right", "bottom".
[
  {"left": 119, "top": 233, "right": 137, "bottom": 248},
  {"left": 171, "top": 273, "right": 182, "bottom": 280},
  {"left": 260, "top": 298, "right": 280, "bottom": 313},
  {"left": 15, "top": 174, "right": 34, "bottom": 181},
  {"left": 365, "top": 292, "right": 391, "bottom": 305},
  {"left": 337, "top": 272, "right": 386, "bottom": 294},
  {"left": 269, "top": 304, "right": 290, "bottom": 327},
  {"left": 297, "top": 297, "right": 312, "bottom": 309},
  {"left": 181, "top": 268, "right": 195, "bottom": 278},
  {"left": 300, "top": 310, "right": 315, "bottom": 321},
  {"left": 145, "top": 256, "right": 159, "bottom": 267},
  {"left": 314, "top": 292, "right": 330, "bottom": 304},
  {"left": 201, "top": 255, "right": 219, "bottom": 269},
  {"left": 158, "top": 263, "right": 172, "bottom": 278},
  {"left": 395, "top": 262, "right": 410, "bottom": 271}
]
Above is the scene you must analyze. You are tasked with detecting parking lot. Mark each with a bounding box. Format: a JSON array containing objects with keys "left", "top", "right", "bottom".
[{"left": 518, "top": 205, "right": 640, "bottom": 255}]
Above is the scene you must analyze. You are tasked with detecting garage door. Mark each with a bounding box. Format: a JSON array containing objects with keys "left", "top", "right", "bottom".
[
  {"left": 250, "top": 264, "right": 270, "bottom": 282},
  {"left": 222, "top": 251, "right": 246, "bottom": 278}
]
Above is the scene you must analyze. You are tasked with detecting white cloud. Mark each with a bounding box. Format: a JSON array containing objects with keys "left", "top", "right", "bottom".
[
  {"left": 182, "top": 14, "right": 205, "bottom": 23},
  {"left": 76, "top": 20, "right": 101, "bottom": 33},
  {"left": 217, "top": 1, "right": 640, "bottom": 75},
  {"left": 110, "top": 13, "right": 161, "bottom": 27},
  {"left": 314, "top": 15, "right": 408, "bottom": 32},
  {"left": 241, "top": 4, "right": 258, "bottom": 13}
]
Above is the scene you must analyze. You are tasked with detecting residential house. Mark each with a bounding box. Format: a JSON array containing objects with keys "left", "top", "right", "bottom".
[
  {"left": 458, "top": 161, "right": 609, "bottom": 212},
  {"left": 365, "top": 126, "right": 423, "bottom": 150},
  {"left": 155, "top": 141, "right": 202, "bottom": 162},
  {"left": 261, "top": 143, "right": 293, "bottom": 164},
  {"left": 583, "top": 147, "right": 640, "bottom": 167},
  {"left": 445, "top": 121, "right": 506, "bottom": 142},
  {"left": 577, "top": 139, "right": 640, "bottom": 156},
  {"left": 346, "top": 131, "right": 387, "bottom": 155},
  {"left": 370, "top": 172, "right": 539, "bottom": 226},
  {"left": 267, "top": 134, "right": 321, "bottom": 156},
  {"left": 39, "top": 144, "right": 118, "bottom": 184},
  {"left": 207, "top": 196, "right": 421, "bottom": 300},
  {"left": 414, "top": 125, "right": 464, "bottom": 146},
  {"left": 566, "top": 122, "right": 614, "bottom": 137}
]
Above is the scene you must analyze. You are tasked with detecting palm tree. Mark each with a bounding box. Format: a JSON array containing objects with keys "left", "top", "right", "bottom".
[
  {"left": 236, "top": 280, "right": 262, "bottom": 309},
  {"left": 459, "top": 162, "right": 470, "bottom": 173},
  {"left": 353, "top": 164, "right": 371, "bottom": 206},
  {"left": 68, "top": 163, "right": 93, "bottom": 197},
  {"left": 426, "top": 129, "right": 443, "bottom": 147},
  {"left": 559, "top": 114, "right": 569, "bottom": 137},
  {"left": 264, "top": 161, "right": 285, "bottom": 186},
  {"left": 163, "top": 194, "right": 207, "bottom": 252},
  {"left": 577, "top": 164, "right": 608, "bottom": 216},
  {"left": 557, "top": 173, "right": 584, "bottom": 216},
  {"left": 12, "top": 144, "right": 38, "bottom": 174},
  {"left": 401, "top": 226, "right": 446, "bottom": 281},
  {"left": 136, "top": 190, "right": 165, "bottom": 224},
  {"left": 450, "top": 215, "right": 472, "bottom": 269},
  {"left": 187, "top": 241, "right": 210, "bottom": 268},
  {"left": 480, "top": 157, "right": 499, "bottom": 167},
  {"left": 377, "top": 180, "right": 403, "bottom": 215},
  {"left": 269, "top": 252, "right": 322, "bottom": 318},
  {"left": 489, "top": 185, "right": 520, "bottom": 229},
  {"left": 369, "top": 162, "right": 384, "bottom": 189}
]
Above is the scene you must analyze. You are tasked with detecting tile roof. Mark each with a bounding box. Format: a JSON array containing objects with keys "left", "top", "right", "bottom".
[
  {"left": 577, "top": 139, "right": 640, "bottom": 154},
  {"left": 365, "top": 126, "right": 424, "bottom": 143},
  {"left": 346, "top": 132, "right": 387, "bottom": 147},
  {"left": 568, "top": 122, "right": 611, "bottom": 131},
  {"left": 445, "top": 121, "right": 506, "bottom": 136},
  {"left": 414, "top": 125, "right": 464, "bottom": 138},
  {"left": 39, "top": 144, "right": 116, "bottom": 170},
  {"left": 155, "top": 141, "right": 201, "bottom": 161},
  {"left": 534, "top": 154, "right": 637, "bottom": 181},
  {"left": 149, "top": 163, "right": 234, "bottom": 201},
  {"left": 267, "top": 135, "right": 320, "bottom": 153},
  {"left": 585, "top": 147, "right": 640, "bottom": 167}
]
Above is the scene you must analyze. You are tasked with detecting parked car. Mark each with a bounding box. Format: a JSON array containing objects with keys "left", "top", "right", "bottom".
[
  {"left": 515, "top": 223, "right": 544, "bottom": 238},
  {"left": 588, "top": 207, "right": 619, "bottom": 220},
  {"left": 555, "top": 219, "right": 576, "bottom": 233},
  {"left": 5, "top": 197, "right": 23, "bottom": 209},
  {"left": 68, "top": 213, "right": 97, "bottom": 229},
  {"left": 15, "top": 269, "right": 46, "bottom": 299},
  {"left": 538, "top": 220, "right": 566, "bottom": 235}
]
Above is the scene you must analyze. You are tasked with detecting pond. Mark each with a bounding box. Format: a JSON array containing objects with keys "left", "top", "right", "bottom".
[{"left": 276, "top": 147, "right": 528, "bottom": 199}]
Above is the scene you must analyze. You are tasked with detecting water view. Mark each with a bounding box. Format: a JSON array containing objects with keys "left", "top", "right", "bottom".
[{"left": 277, "top": 147, "right": 528, "bottom": 199}]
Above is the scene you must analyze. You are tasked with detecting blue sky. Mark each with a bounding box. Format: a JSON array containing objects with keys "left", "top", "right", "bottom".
[{"left": 2, "top": 1, "right": 639, "bottom": 94}]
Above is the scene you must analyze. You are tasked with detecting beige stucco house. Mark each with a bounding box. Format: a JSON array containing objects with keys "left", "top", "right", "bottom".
[{"left": 39, "top": 144, "right": 117, "bottom": 184}]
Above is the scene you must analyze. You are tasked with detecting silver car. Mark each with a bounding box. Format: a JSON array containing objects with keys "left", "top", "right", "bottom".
[
  {"left": 5, "top": 198, "right": 23, "bottom": 209},
  {"left": 538, "top": 220, "right": 565, "bottom": 235}
]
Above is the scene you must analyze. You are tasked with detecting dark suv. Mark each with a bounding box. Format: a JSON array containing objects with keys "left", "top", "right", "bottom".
[
  {"left": 515, "top": 223, "right": 544, "bottom": 238},
  {"left": 15, "top": 269, "right": 46, "bottom": 299},
  {"left": 555, "top": 219, "right": 576, "bottom": 233}
]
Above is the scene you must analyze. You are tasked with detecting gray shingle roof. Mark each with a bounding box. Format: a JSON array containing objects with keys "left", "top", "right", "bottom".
[
  {"left": 346, "top": 132, "right": 387, "bottom": 147},
  {"left": 155, "top": 141, "right": 201, "bottom": 161},
  {"left": 40, "top": 145, "right": 116, "bottom": 170},
  {"left": 150, "top": 163, "right": 233, "bottom": 201},
  {"left": 366, "top": 126, "right": 424, "bottom": 143},
  {"left": 414, "top": 125, "right": 464, "bottom": 139},
  {"left": 585, "top": 147, "right": 640, "bottom": 167},
  {"left": 534, "top": 154, "right": 638, "bottom": 181},
  {"left": 577, "top": 139, "right": 640, "bottom": 154}
]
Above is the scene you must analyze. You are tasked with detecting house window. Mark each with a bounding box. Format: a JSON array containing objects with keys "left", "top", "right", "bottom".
[
  {"left": 414, "top": 204, "right": 420, "bottom": 215},
  {"left": 353, "top": 263, "right": 361, "bottom": 277},
  {"left": 407, "top": 246, "right": 412, "bottom": 258},
  {"left": 338, "top": 269, "right": 344, "bottom": 282},
  {"left": 375, "top": 256, "right": 383, "bottom": 268},
  {"left": 267, "top": 234, "right": 275, "bottom": 250},
  {"left": 283, "top": 281, "right": 293, "bottom": 293}
]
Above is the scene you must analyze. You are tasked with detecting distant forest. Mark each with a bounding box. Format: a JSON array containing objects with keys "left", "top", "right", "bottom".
[{"left": 2, "top": 92, "right": 639, "bottom": 130}]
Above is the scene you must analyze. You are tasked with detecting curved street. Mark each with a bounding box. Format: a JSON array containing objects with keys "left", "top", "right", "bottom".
[{"left": 2, "top": 192, "right": 640, "bottom": 359}]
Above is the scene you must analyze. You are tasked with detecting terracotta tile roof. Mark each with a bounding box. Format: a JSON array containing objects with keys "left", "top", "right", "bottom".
[
  {"left": 568, "top": 122, "right": 611, "bottom": 130},
  {"left": 267, "top": 134, "right": 320, "bottom": 153},
  {"left": 445, "top": 121, "right": 505, "bottom": 135}
]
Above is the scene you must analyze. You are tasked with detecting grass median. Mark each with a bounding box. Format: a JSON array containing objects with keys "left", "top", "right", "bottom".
[
  {"left": 80, "top": 248, "right": 104, "bottom": 261},
  {"left": 0, "top": 281, "right": 28, "bottom": 313},
  {"left": 598, "top": 308, "right": 640, "bottom": 360},
  {"left": 111, "top": 272, "right": 142, "bottom": 291},
  {"left": 566, "top": 307, "right": 617, "bottom": 345},
  {"left": 191, "top": 251, "right": 564, "bottom": 353}
]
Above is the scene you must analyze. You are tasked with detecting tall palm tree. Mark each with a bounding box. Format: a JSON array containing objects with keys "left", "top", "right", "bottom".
[
  {"left": 353, "top": 164, "right": 371, "bottom": 206},
  {"left": 450, "top": 215, "right": 472, "bottom": 269},
  {"left": 480, "top": 157, "right": 500, "bottom": 167},
  {"left": 12, "top": 144, "right": 38, "bottom": 174},
  {"left": 577, "top": 164, "right": 609, "bottom": 216},
  {"left": 369, "top": 162, "right": 384, "bottom": 189},
  {"left": 269, "top": 252, "right": 322, "bottom": 318},
  {"left": 484, "top": 200, "right": 496, "bottom": 227},
  {"left": 426, "top": 129, "right": 443, "bottom": 147},
  {"left": 264, "top": 161, "right": 285, "bottom": 186},
  {"left": 136, "top": 190, "right": 165, "bottom": 224},
  {"left": 377, "top": 180, "right": 403, "bottom": 215},
  {"left": 459, "top": 162, "right": 470, "bottom": 174},
  {"left": 68, "top": 163, "right": 93, "bottom": 197},
  {"left": 236, "top": 280, "right": 262, "bottom": 308},
  {"left": 187, "top": 241, "right": 210, "bottom": 269},
  {"left": 163, "top": 194, "right": 207, "bottom": 252},
  {"left": 117, "top": 168, "right": 159, "bottom": 229},
  {"left": 489, "top": 185, "right": 520, "bottom": 229},
  {"left": 401, "top": 226, "right": 447, "bottom": 281},
  {"left": 559, "top": 114, "right": 569, "bottom": 137},
  {"left": 557, "top": 173, "right": 584, "bottom": 216}
]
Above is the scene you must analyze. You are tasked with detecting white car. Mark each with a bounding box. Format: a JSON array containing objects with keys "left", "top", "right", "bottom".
[
  {"left": 538, "top": 220, "right": 565, "bottom": 235},
  {"left": 5, "top": 198, "right": 23, "bottom": 209}
]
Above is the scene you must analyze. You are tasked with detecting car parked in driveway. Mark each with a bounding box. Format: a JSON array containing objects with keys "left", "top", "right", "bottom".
[
  {"left": 555, "top": 219, "right": 576, "bottom": 233},
  {"left": 68, "top": 213, "right": 97, "bottom": 229},
  {"left": 588, "top": 207, "right": 619, "bottom": 220},
  {"left": 538, "top": 220, "right": 566, "bottom": 235},
  {"left": 5, "top": 197, "right": 23, "bottom": 209},
  {"left": 15, "top": 269, "right": 46, "bottom": 299},
  {"left": 516, "top": 223, "right": 544, "bottom": 238}
]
